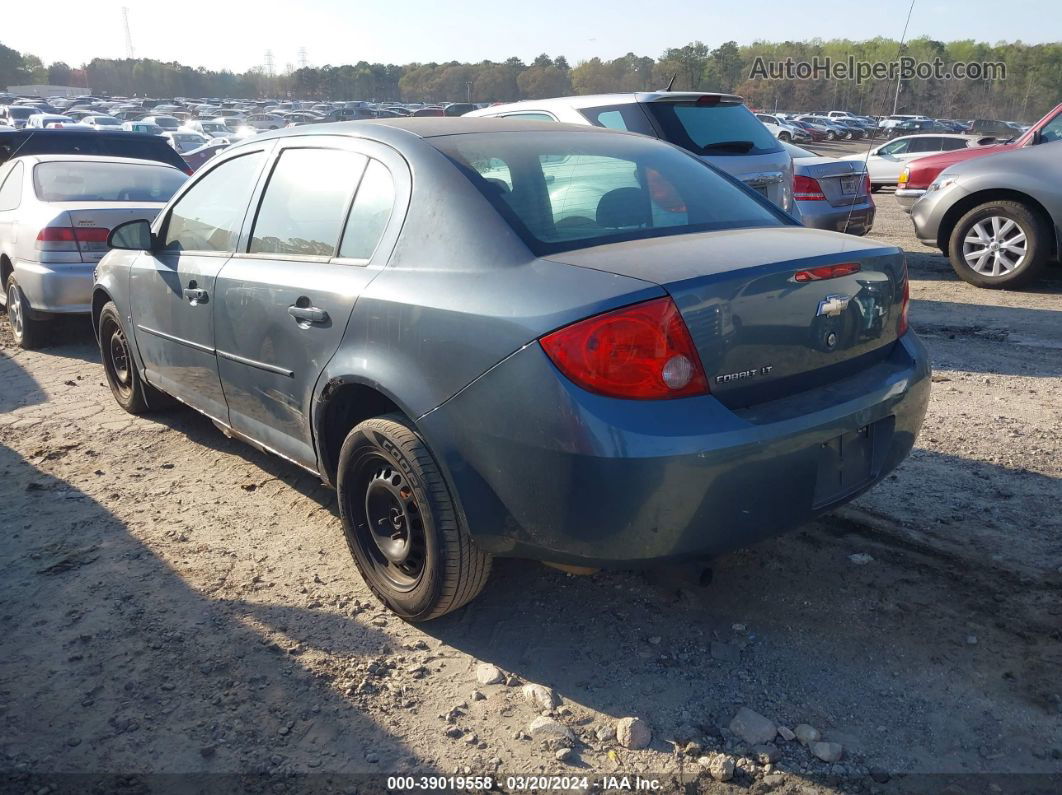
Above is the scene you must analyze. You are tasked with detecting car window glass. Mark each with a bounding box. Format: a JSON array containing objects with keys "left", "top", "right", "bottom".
[
  {"left": 163, "top": 151, "right": 265, "bottom": 253},
  {"left": 580, "top": 104, "right": 656, "bottom": 136},
  {"left": 0, "top": 161, "right": 23, "bottom": 211},
  {"left": 33, "top": 161, "right": 185, "bottom": 202},
  {"left": 879, "top": 139, "right": 909, "bottom": 155},
  {"left": 1039, "top": 113, "right": 1062, "bottom": 144},
  {"left": 941, "top": 138, "right": 969, "bottom": 151},
  {"left": 503, "top": 112, "right": 556, "bottom": 123},
  {"left": 907, "top": 137, "right": 942, "bottom": 153},
  {"left": 338, "top": 159, "right": 395, "bottom": 260},
  {"left": 250, "top": 148, "right": 366, "bottom": 257}
]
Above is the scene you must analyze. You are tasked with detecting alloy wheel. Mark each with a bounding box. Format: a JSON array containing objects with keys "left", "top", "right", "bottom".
[
  {"left": 962, "top": 216, "right": 1027, "bottom": 276},
  {"left": 6, "top": 284, "right": 23, "bottom": 340}
]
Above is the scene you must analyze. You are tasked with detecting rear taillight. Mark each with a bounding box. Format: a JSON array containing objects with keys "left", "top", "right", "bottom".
[
  {"left": 898, "top": 262, "right": 910, "bottom": 336},
  {"left": 35, "top": 226, "right": 79, "bottom": 252},
  {"left": 793, "top": 174, "right": 826, "bottom": 201},
  {"left": 540, "top": 296, "right": 709, "bottom": 400},
  {"left": 794, "top": 263, "right": 861, "bottom": 282},
  {"left": 74, "top": 226, "right": 110, "bottom": 252}
]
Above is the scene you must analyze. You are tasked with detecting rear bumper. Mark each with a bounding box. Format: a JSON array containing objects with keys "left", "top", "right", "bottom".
[
  {"left": 13, "top": 259, "right": 93, "bottom": 314},
  {"left": 419, "top": 333, "right": 930, "bottom": 567},
  {"left": 894, "top": 188, "right": 925, "bottom": 212},
  {"left": 797, "top": 201, "right": 875, "bottom": 236}
]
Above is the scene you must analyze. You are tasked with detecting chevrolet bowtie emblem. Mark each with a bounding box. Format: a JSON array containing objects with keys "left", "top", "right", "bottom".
[{"left": 816, "top": 294, "right": 851, "bottom": 317}]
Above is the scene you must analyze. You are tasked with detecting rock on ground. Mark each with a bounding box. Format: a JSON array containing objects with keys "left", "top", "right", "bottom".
[
  {"left": 616, "top": 717, "right": 652, "bottom": 749},
  {"left": 522, "top": 683, "right": 558, "bottom": 710},
  {"left": 528, "top": 716, "right": 573, "bottom": 743},
  {"left": 729, "top": 707, "right": 777, "bottom": 745},
  {"left": 475, "top": 663, "right": 504, "bottom": 685},
  {"left": 700, "top": 753, "right": 735, "bottom": 782},
  {"left": 811, "top": 740, "right": 844, "bottom": 763},
  {"left": 794, "top": 723, "right": 821, "bottom": 746}
]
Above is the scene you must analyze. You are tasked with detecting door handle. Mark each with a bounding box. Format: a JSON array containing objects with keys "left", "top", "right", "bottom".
[
  {"left": 288, "top": 304, "right": 329, "bottom": 324},
  {"left": 183, "top": 287, "right": 208, "bottom": 304}
]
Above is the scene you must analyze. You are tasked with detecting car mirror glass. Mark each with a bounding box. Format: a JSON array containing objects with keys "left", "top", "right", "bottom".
[{"left": 108, "top": 219, "right": 153, "bottom": 251}]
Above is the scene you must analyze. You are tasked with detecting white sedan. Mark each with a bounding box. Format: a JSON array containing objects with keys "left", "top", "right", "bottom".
[{"left": 838, "top": 134, "right": 981, "bottom": 187}]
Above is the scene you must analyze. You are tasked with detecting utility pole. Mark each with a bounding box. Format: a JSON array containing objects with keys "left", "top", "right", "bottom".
[
  {"left": 265, "top": 50, "right": 275, "bottom": 78},
  {"left": 298, "top": 47, "right": 308, "bottom": 70},
  {"left": 121, "top": 7, "right": 135, "bottom": 59},
  {"left": 892, "top": 78, "right": 903, "bottom": 115},
  {"left": 466, "top": 81, "right": 472, "bottom": 104}
]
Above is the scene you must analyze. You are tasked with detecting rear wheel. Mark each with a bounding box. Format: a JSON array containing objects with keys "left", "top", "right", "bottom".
[
  {"left": 5, "top": 275, "right": 47, "bottom": 349},
  {"left": 826, "top": 130, "right": 837, "bottom": 141},
  {"left": 947, "top": 200, "right": 1050, "bottom": 289},
  {"left": 778, "top": 131, "right": 791, "bottom": 142},
  {"left": 98, "top": 301, "right": 172, "bottom": 413},
  {"left": 336, "top": 414, "right": 492, "bottom": 621}
]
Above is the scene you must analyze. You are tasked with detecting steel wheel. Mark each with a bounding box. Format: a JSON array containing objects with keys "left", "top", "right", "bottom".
[
  {"left": 6, "top": 283, "right": 22, "bottom": 339},
  {"left": 106, "top": 322, "right": 135, "bottom": 401},
  {"left": 354, "top": 453, "right": 427, "bottom": 592},
  {"left": 962, "top": 216, "right": 1027, "bottom": 277}
]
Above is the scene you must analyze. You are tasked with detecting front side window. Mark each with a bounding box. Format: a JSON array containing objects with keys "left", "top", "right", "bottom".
[
  {"left": 437, "top": 131, "right": 785, "bottom": 255},
  {"left": 163, "top": 152, "right": 265, "bottom": 253},
  {"left": 1038, "top": 113, "right": 1062, "bottom": 144},
  {"left": 33, "top": 161, "right": 185, "bottom": 202},
  {"left": 339, "top": 160, "right": 395, "bottom": 260},
  {"left": 879, "top": 139, "right": 910, "bottom": 156},
  {"left": 250, "top": 148, "right": 367, "bottom": 257}
]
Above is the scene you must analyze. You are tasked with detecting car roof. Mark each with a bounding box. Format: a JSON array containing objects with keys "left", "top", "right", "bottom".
[
  {"left": 13, "top": 153, "right": 181, "bottom": 168},
  {"left": 467, "top": 92, "right": 743, "bottom": 115}
]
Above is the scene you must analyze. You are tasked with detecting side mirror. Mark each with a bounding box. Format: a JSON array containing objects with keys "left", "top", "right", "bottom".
[{"left": 108, "top": 219, "right": 154, "bottom": 251}]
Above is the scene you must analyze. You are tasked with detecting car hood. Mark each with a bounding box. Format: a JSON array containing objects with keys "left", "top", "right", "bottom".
[{"left": 903, "top": 142, "right": 1017, "bottom": 185}]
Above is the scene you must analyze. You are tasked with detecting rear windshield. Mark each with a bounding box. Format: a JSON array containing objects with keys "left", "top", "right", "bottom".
[
  {"left": 0, "top": 131, "right": 189, "bottom": 171},
  {"left": 434, "top": 131, "right": 786, "bottom": 255},
  {"left": 7, "top": 107, "right": 34, "bottom": 119},
  {"left": 644, "top": 101, "right": 782, "bottom": 156},
  {"left": 33, "top": 161, "right": 186, "bottom": 202}
]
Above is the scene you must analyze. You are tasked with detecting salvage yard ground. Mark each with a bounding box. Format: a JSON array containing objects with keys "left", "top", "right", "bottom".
[{"left": 1, "top": 149, "right": 1060, "bottom": 792}]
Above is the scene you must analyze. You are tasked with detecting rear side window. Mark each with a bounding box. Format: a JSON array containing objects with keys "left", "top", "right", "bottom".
[
  {"left": 645, "top": 101, "right": 781, "bottom": 156},
  {"left": 250, "top": 148, "right": 367, "bottom": 257},
  {"left": 941, "top": 138, "right": 969, "bottom": 151},
  {"left": 907, "top": 138, "right": 943, "bottom": 154},
  {"left": 0, "top": 162, "right": 23, "bottom": 211},
  {"left": 580, "top": 104, "right": 656, "bottom": 136},
  {"left": 163, "top": 152, "right": 265, "bottom": 253},
  {"left": 339, "top": 159, "right": 395, "bottom": 260},
  {"left": 33, "top": 161, "right": 186, "bottom": 202}
]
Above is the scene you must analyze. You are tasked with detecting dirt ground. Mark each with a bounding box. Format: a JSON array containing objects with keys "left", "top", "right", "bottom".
[{"left": 1, "top": 157, "right": 1060, "bottom": 794}]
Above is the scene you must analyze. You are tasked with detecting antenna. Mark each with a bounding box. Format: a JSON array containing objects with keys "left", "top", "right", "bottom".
[
  {"left": 665, "top": 73, "right": 677, "bottom": 92},
  {"left": 121, "top": 6, "right": 135, "bottom": 59},
  {"left": 265, "top": 49, "right": 275, "bottom": 78},
  {"left": 298, "top": 47, "right": 308, "bottom": 70}
]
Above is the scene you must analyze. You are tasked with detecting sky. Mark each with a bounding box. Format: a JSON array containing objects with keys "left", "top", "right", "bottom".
[{"left": 7, "top": 0, "right": 1060, "bottom": 74}]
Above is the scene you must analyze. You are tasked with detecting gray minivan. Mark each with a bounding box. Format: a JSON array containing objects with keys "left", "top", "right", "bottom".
[{"left": 465, "top": 92, "right": 793, "bottom": 212}]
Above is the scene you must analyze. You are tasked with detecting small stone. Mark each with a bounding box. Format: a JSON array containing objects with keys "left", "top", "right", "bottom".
[
  {"left": 647, "top": 636, "right": 662, "bottom": 645},
  {"left": 810, "top": 741, "right": 844, "bottom": 763},
  {"left": 848, "top": 553, "right": 874, "bottom": 565},
  {"left": 444, "top": 726, "right": 464, "bottom": 739},
  {"left": 555, "top": 747, "right": 574, "bottom": 763},
  {"left": 777, "top": 725, "right": 796, "bottom": 742},
  {"left": 794, "top": 724, "right": 821, "bottom": 746},
  {"left": 966, "top": 635, "right": 978, "bottom": 646},
  {"left": 199, "top": 745, "right": 216, "bottom": 758},
  {"left": 522, "top": 683, "right": 559, "bottom": 710},
  {"left": 365, "top": 752, "right": 379, "bottom": 763},
  {"left": 528, "top": 716, "right": 574, "bottom": 743},
  {"left": 475, "top": 663, "right": 504, "bottom": 685},
  {"left": 616, "top": 717, "right": 652, "bottom": 750},
  {"left": 471, "top": 689, "right": 486, "bottom": 701},
  {"left": 370, "top": 616, "right": 387, "bottom": 627},
  {"left": 684, "top": 741, "right": 703, "bottom": 756},
  {"left": 729, "top": 707, "right": 777, "bottom": 746},
  {"left": 596, "top": 725, "right": 616, "bottom": 743},
  {"left": 753, "top": 743, "right": 781, "bottom": 763},
  {"left": 703, "top": 753, "right": 735, "bottom": 782}
]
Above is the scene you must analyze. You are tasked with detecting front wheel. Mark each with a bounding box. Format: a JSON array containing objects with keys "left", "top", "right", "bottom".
[
  {"left": 778, "top": 131, "right": 791, "bottom": 142},
  {"left": 825, "top": 130, "right": 837, "bottom": 141},
  {"left": 5, "top": 275, "right": 47, "bottom": 349},
  {"left": 337, "top": 414, "right": 492, "bottom": 621},
  {"left": 947, "top": 201, "right": 1050, "bottom": 289}
]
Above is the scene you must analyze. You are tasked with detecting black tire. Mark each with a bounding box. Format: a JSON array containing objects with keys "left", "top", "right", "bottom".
[
  {"left": 947, "top": 200, "right": 1051, "bottom": 289},
  {"left": 336, "top": 414, "right": 491, "bottom": 621},
  {"left": 870, "top": 184, "right": 883, "bottom": 194},
  {"left": 98, "top": 301, "right": 172, "bottom": 413},
  {"left": 778, "top": 131, "right": 791, "bottom": 142},
  {"left": 4, "top": 274, "right": 47, "bottom": 349},
  {"left": 826, "top": 130, "right": 837, "bottom": 141}
]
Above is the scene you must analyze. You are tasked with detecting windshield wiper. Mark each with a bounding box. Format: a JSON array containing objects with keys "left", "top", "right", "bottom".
[{"left": 701, "top": 140, "right": 755, "bottom": 153}]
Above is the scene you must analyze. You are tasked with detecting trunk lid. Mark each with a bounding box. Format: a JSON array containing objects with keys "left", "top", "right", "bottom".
[
  {"left": 794, "top": 157, "right": 869, "bottom": 207},
  {"left": 546, "top": 227, "right": 906, "bottom": 408},
  {"left": 49, "top": 202, "right": 166, "bottom": 262}
]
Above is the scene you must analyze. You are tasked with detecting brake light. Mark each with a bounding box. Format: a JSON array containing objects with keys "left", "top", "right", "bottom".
[
  {"left": 35, "top": 226, "right": 79, "bottom": 252},
  {"left": 898, "top": 263, "right": 910, "bottom": 336},
  {"left": 794, "top": 263, "right": 861, "bottom": 282},
  {"left": 74, "top": 226, "right": 111, "bottom": 252},
  {"left": 540, "top": 297, "right": 709, "bottom": 400},
  {"left": 793, "top": 174, "right": 826, "bottom": 201},
  {"left": 695, "top": 95, "right": 721, "bottom": 107}
]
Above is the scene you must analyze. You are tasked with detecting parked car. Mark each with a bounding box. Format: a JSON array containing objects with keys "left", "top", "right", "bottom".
[
  {"left": 0, "top": 155, "right": 187, "bottom": 348},
  {"left": 0, "top": 129, "right": 192, "bottom": 174},
  {"left": 466, "top": 93, "right": 794, "bottom": 212},
  {"left": 880, "top": 114, "right": 930, "bottom": 132},
  {"left": 141, "top": 115, "right": 181, "bottom": 131},
  {"left": 246, "top": 113, "right": 286, "bottom": 130},
  {"left": 755, "top": 113, "right": 810, "bottom": 143},
  {"left": 93, "top": 118, "right": 927, "bottom": 619},
  {"left": 896, "top": 102, "right": 1062, "bottom": 211},
  {"left": 164, "top": 131, "right": 210, "bottom": 154},
  {"left": 784, "top": 142, "right": 873, "bottom": 235},
  {"left": 181, "top": 141, "right": 230, "bottom": 172},
  {"left": 797, "top": 115, "right": 855, "bottom": 140},
  {"left": 838, "top": 134, "right": 982, "bottom": 188},
  {"left": 121, "top": 121, "right": 165, "bottom": 136},
  {"left": 82, "top": 115, "right": 124, "bottom": 130},
  {"left": 26, "top": 113, "right": 76, "bottom": 129},
  {"left": 0, "top": 105, "right": 40, "bottom": 129},
  {"left": 187, "top": 119, "right": 232, "bottom": 137},
  {"left": 967, "top": 119, "right": 1023, "bottom": 139},
  {"left": 789, "top": 119, "right": 828, "bottom": 142},
  {"left": 910, "top": 142, "right": 1060, "bottom": 289}
]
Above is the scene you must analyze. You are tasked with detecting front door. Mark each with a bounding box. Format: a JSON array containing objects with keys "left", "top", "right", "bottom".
[
  {"left": 129, "top": 149, "right": 268, "bottom": 420},
  {"left": 213, "top": 140, "right": 403, "bottom": 468}
]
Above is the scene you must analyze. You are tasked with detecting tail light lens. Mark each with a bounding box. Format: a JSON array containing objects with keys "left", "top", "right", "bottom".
[
  {"left": 74, "top": 226, "right": 111, "bottom": 252},
  {"left": 35, "top": 226, "right": 79, "bottom": 252},
  {"left": 793, "top": 174, "right": 826, "bottom": 201},
  {"left": 540, "top": 296, "right": 709, "bottom": 400},
  {"left": 898, "top": 261, "right": 910, "bottom": 336}
]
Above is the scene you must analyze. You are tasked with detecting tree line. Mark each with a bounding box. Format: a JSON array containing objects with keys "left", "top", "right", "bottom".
[{"left": 1, "top": 37, "right": 1058, "bottom": 121}]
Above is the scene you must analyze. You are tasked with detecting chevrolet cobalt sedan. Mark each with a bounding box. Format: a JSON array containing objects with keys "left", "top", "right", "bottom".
[{"left": 93, "top": 119, "right": 930, "bottom": 620}]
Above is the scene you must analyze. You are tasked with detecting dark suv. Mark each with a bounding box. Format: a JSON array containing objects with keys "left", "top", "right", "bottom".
[{"left": 0, "top": 129, "right": 191, "bottom": 173}]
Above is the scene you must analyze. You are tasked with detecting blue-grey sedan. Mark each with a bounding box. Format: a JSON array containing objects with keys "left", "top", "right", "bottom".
[{"left": 93, "top": 119, "right": 930, "bottom": 620}]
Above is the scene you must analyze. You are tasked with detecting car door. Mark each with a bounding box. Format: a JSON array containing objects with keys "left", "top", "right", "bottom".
[
  {"left": 868, "top": 138, "right": 913, "bottom": 180},
  {"left": 212, "top": 137, "right": 407, "bottom": 469},
  {"left": 128, "top": 147, "right": 269, "bottom": 421},
  {"left": 0, "top": 161, "right": 24, "bottom": 269}
]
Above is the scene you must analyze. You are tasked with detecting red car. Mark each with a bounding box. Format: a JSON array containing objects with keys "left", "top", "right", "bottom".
[
  {"left": 791, "top": 119, "right": 828, "bottom": 142},
  {"left": 896, "top": 102, "right": 1062, "bottom": 211}
]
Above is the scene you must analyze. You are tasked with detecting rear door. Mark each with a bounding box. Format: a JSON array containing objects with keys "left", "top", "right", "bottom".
[
  {"left": 212, "top": 137, "right": 407, "bottom": 469},
  {"left": 129, "top": 148, "right": 269, "bottom": 421}
]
